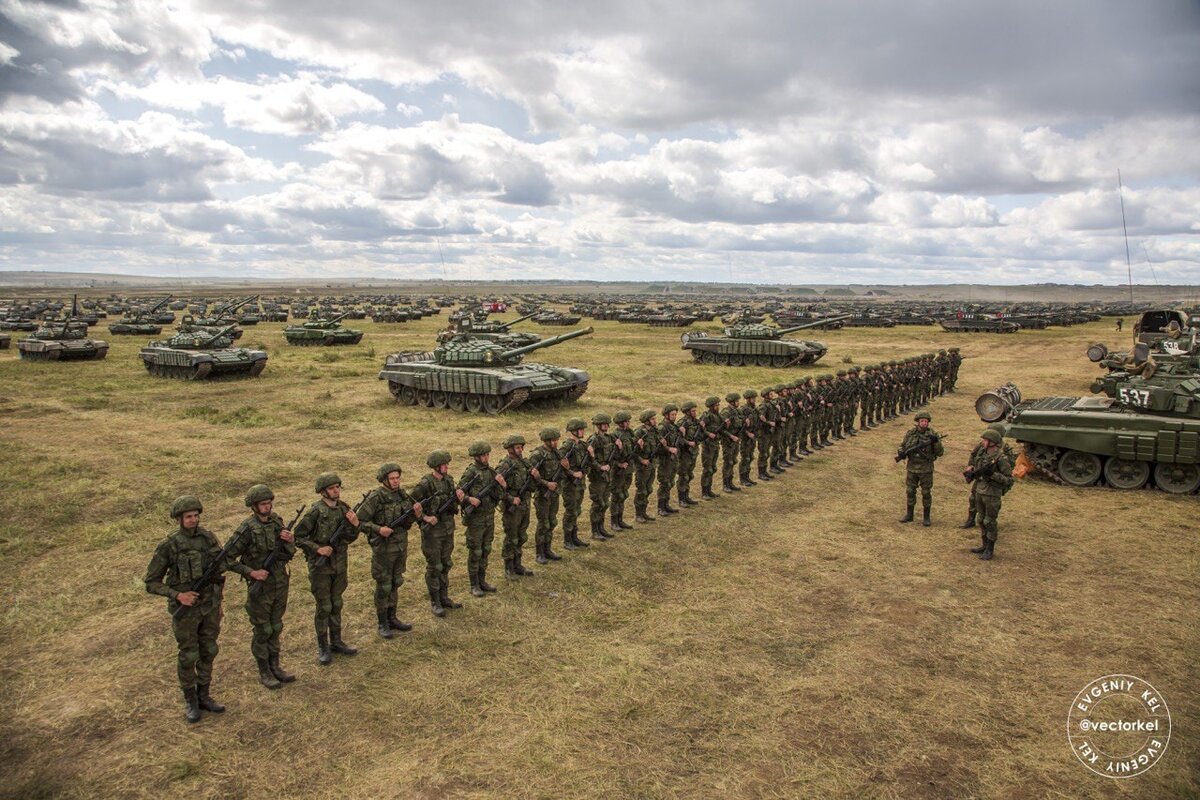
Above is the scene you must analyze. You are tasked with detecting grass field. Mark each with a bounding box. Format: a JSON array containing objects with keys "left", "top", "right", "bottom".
[{"left": 0, "top": 309, "right": 1196, "bottom": 799}]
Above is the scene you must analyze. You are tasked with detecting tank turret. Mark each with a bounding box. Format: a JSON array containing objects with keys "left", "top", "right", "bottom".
[
  {"left": 680, "top": 316, "right": 849, "bottom": 367},
  {"left": 283, "top": 310, "right": 363, "bottom": 346},
  {"left": 432, "top": 327, "right": 593, "bottom": 366},
  {"left": 141, "top": 323, "right": 266, "bottom": 379}
]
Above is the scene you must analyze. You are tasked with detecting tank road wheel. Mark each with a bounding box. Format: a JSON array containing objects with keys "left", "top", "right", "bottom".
[
  {"left": 700, "top": 352, "right": 716, "bottom": 364},
  {"left": 713, "top": 354, "right": 728, "bottom": 365},
  {"left": 1057, "top": 450, "right": 1102, "bottom": 487},
  {"left": 465, "top": 394, "right": 484, "bottom": 413},
  {"left": 1153, "top": 462, "right": 1200, "bottom": 494},
  {"left": 755, "top": 354, "right": 772, "bottom": 367},
  {"left": 727, "top": 354, "right": 744, "bottom": 366},
  {"left": 416, "top": 389, "right": 433, "bottom": 407},
  {"left": 482, "top": 395, "right": 505, "bottom": 414},
  {"left": 431, "top": 391, "right": 449, "bottom": 409},
  {"left": 47, "top": 349, "right": 62, "bottom": 361},
  {"left": 771, "top": 355, "right": 790, "bottom": 367},
  {"left": 447, "top": 393, "right": 466, "bottom": 411},
  {"left": 691, "top": 350, "right": 703, "bottom": 362},
  {"left": 94, "top": 347, "right": 108, "bottom": 360},
  {"left": 1103, "top": 458, "right": 1150, "bottom": 490},
  {"left": 191, "top": 362, "right": 213, "bottom": 380},
  {"left": 396, "top": 385, "right": 418, "bottom": 405},
  {"left": 248, "top": 359, "right": 266, "bottom": 377},
  {"left": 323, "top": 335, "right": 336, "bottom": 346}
]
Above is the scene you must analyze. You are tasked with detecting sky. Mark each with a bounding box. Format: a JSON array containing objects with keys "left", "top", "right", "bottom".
[{"left": 1, "top": 0, "right": 1198, "bottom": 284}]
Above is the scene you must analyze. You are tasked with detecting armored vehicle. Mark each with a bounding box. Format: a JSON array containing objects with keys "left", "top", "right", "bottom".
[
  {"left": 193, "top": 295, "right": 259, "bottom": 338},
  {"left": 109, "top": 296, "right": 171, "bottom": 335},
  {"left": 140, "top": 324, "right": 268, "bottom": 379},
  {"left": 283, "top": 311, "right": 364, "bottom": 346},
  {"left": 17, "top": 298, "right": 108, "bottom": 361},
  {"left": 0, "top": 332, "right": 10, "bottom": 349},
  {"left": 379, "top": 327, "right": 593, "bottom": 413},
  {"left": 645, "top": 314, "right": 698, "bottom": 328},
  {"left": 680, "top": 316, "right": 849, "bottom": 366},
  {"left": 939, "top": 316, "right": 1020, "bottom": 333},
  {"left": 0, "top": 316, "right": 38, "bottom": 331},
  {"left": 436, "top": 312, "right": 541, "bottom": 346},
  {"left": 1132, "top": 309, "right": 1191, "bottom": 345},
  {"left": 533, "top": 311, "right": 583, "bottom": 326},
  {"left": 976, "top": 370, "right": 1200, "bottom": 493}
]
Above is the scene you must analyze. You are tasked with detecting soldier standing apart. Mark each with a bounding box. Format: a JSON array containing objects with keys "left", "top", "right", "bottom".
[
  {"left": 225, "top": 485, "right": 297, "bottom": 689},
  {"left": 559, "top": 419, "right": 591, "bottom": 549},
  {"left": 609, "top": 411, "right": 636, "bottom": 529},
  {"left": 459, "top": 441, "right": 506, "bottom": 597},
  {"left": 739, "top": 390, "right": 760, "bottom": 487},
  {"left": 633, "top": 409, "right": 661, "bottom": 522},
  {"left": 699, "top": 396, "right": 723, "bottom": 499},
  {"left": 410, "top": 451, "right": 465, "bottom": 617},
  {"left": 947, "top": 348, "right": 962, "bottom": 391},
  {"left": 757, "top": 387, "right": 778, "bottom": 480},
  {"left": 896, "top": 412, "right": 944, "bottom": 526},
  {"left": 499, "top": 434, "right": 535, "bottom": 578},
  {"left": 358, "top": 463, "right": 420, "bottom": 639},
  {"left": 720, "top": 393, "right": 743, "bottom": 493},
  {"left": 966, "top": 430, "right": 1015, "bottom": 560},
  {"left": 656, "top": 404, "right": 682, "bottom": 515},
  {"left": 144, "top": 496, "right": 227, "bottom": 723},
  {"left": 676, "top": 401, "right": 701, "bottom": 507},
  {"left": 294, "top": 473, "right": 361, "bottom": 664},
  {"left": 587, "top": 413, "right": 616, "bottom": 540},
  {"left": 529, "top": 428, "right": 564, "bottom": 564}
]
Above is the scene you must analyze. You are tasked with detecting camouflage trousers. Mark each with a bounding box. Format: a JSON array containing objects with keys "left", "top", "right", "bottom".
[
  {"left": 739, "top": 437, "right": 756, "bottom": 480},
  {"left": 370, "top": 540, "right": 407, "bottom": 614},
  {"left": 677, "top": 451, "right": 696, "bottom": 501},
  {"left": 308, "top": 565, "right": 349, "bottom": 637},
  {"left": 634, "top": 462, "right": 656, "bottom": 514},
  {"left": 721, "top": 439, "right": 738, "bottom": 485},
  {"left": 657, "top": 456, "right": 678, "bottom": 507},
  {"left": 609, "top": 466, "right": 633, "bottom": 519},
  {"left": 588, "top": 474, "right": 610, "bottom": 528},
  {"left": 463, "top": 511, "right": 495, "bottom": 582},
  {"left": 700, "top": 441, "right": 720, "bottom": 492},
  {"left": 502, "top": 499, "right": 530, "bottom": 559},
  {"left": 534, "top": 491, "right": 559, "bottom": 547},
  {"left": 245, "top": 572, "right": 288, "bottom": 661},
  {"left": 757, "top": 430, "right": 772, "bottom": 474},
  {"left": 905, "top": 470, "right": 934, "bottom": 506},
  {"left": 420, "top": 521, "right": 454, "bottom": 595},
  {"left": 977, "top": 495, "right": 1002, "bottom": 542},
  {"left": 561, "top": 479, "right": 585, "bottom": 540},
  {"left": 172, "top": 592, "right": 222, "bottom": 689}
]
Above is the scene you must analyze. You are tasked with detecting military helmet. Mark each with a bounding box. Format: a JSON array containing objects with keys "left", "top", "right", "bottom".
[
  {"left": 914, "top": 411, "right": 931, "bottom": 422},
  {"left": 938, "top": 349, "right": 947, "bottom": 355},
  {"left": 981, "top": 429, "right": 1002, "bottom": 444},
  {"left": 539, "top": 427, "right": 561, "bottom": 442},
  {"left": 681, "top": 400, "right": 697, "bottom": 412},
  {"left": 836, "top": 369, "right": 847, "bottom": 377},
  {"left": 566, "top": 417, "right": 587, "bottom": 432},
  {"left": 725, "top": 392, "right": 740, "bottom": 403},
  {"left": 639, "top": 409, "right": 657, "bottom": 423},
  {"left": 171, "top": 495, "right": 203, "bottom": 519},
  {"left": 949, "top": 347, "right": 959, "bottom": 353},
  {"left": 592, "top": 412, "right": 612, "bottom": 425},
  {"left": 705, "top": 396, "right": 720, "bottom": 407},
  {"left": 468, "top": 440, "right": 492, "bottom": 457},
  {"left": 503, "top": 434, "right": 526, "bottom": 449},
  {"left": 662, "top": 403, "right": 679, "bottom": 415},
  {"left": 375, "top": 462, "right": 402, "bottom": 483},
  {"left": 613, "top": 410, "right": 632, "bottom": 423},
  {"left": 773, "top": 384, "right": 785, "bottom": 393},
  {"left": 315, "top": 472, "right": 342, "bottom": 493},
  {"left": 888, "top": 359, "right": 897, "bottom": 366},
  {"left": 743, "top": 389, "right": 757, "bottom": 399},
  {"left": 426, "top": 450, "right": 452, "bottom": 469},
  {"left": 244, "top": 484, "right": 274, "bottom": 507}
]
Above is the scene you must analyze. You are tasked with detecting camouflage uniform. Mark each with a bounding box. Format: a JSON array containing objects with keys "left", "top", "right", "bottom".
[
  {"left": 676, "top": 402, "right": 701, "bottom": 506},
  {"left": 720, "top": 393, "right": 742, "bottom": 492},
  {"left": 897, "top": 414, "right": 944, "bottom": 525},
  {"left": 739, "top": 391, "right": 760, "bottom": 485},
  {"left": 498, "top": 435, "right": 534, "bottom": 576},
  {"left": 587, "top": 413, "right": 616, "bottom": 538},
  {"left": 358, "top": 465, "right": 418, "bottom": 637},
  {"left": 459, "top": 442, "right": 505, "bottom": 596},
  {"left": 948, "top": 348, "right": 963, "bottom": 390},
  {"left": 699, "top": 397, "right": 723, "bottom": 498},
  {"left": 609, "top": 412, "right": 636, "bottom": 528},
  {"left": 656, "top": 404, "right": 682, "bottom": 514},
  {"left": 559, "top": 419, "right": 591, "bottom": 549},
  {"left": 293, "top": 475, "right": 361, "bottom": 659},
  {"left": 970, "top": 431, "right": 1014, "bottom": 559},
  {"left": 529, "top": 429, "right": 564, "bottom": 563},
  {"left": 633, "top": 410, "right": 660, "bottom": 521},
  {"left": 758, "top": 388, "right": 778, "bottom": 478},
  {"left": 410, "top": 452, "right": 462, "bottom": 615}
]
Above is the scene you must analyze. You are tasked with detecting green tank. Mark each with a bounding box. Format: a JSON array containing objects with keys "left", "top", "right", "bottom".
[
  {"left": 17, "top": 299, "right": 109, "bottom": 361},
  {"left": 140, "top": 324, "right": 268, "bottom": 379},
  {"left": 680, "top": 315, "right": 849, "bottom": 366},
  {"left": 976, "top": 369, "right": 1200, "bottom": 493},
  {"left": 939, "top": 316, "right": 1020, "bottom": 333},
  {"left": 379, "top": 327, "right": 594, "bottom": 414},
  {"left": 436, "top": 312, "right": 541, "bottom": 346},
  {"left": 193, "top": 295, "right": 259, "bottom": 338},
  {"left": 108, "top": 296, "right": 171, "bottom": 335},
  {"left": 283, "top": 311, "right": 364, "bottom": 346}
]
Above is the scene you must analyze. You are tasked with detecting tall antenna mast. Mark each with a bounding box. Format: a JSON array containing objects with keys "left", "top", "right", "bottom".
[{"left": 1118, "top": 169, "right": 1133, "bottom": 304}]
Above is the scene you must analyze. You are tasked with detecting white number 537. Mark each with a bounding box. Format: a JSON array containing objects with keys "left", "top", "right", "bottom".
[{"left": 1118, "top": 387, "right": 1151, "bottom": 406}]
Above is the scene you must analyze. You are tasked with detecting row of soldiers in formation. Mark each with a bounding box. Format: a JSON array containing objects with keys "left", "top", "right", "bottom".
[{"left": 144, "top": 349, "right": 963, "bottom": 722}]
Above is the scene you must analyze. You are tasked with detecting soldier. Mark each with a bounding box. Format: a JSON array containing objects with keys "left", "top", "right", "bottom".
[
  {"left": 845, "top": 368, "right": 861, "bottom": 436},
  {"left": 632, "top": 409, "right": 661, "bottom": 522},
  {"left": 966, "top": 430, "right": 1014, "bottom": 560},
  {"left": 559, "top": 418, "right": 591, "bottom": 549},
  {"left": 459, "top": 441, "right": 506, "bottom": 597},
  {"left": 738, "top": 390, "right": 759, "bottom": 487},
  {"left": 699, "top": 396, "right": 723, "bottom": 499},
  {"left": 294, "top": 474, "right": 361, "bottom": 664},
  {"left": 947, "top": 347, "right": 963, "bottom": 391},
  {"left": 499, "top": 434, "right": 535, "bottom": 577},
  {"left": 529, "top": 428, "right": 565, "bottom": 564},
  {"left": 144, "top": 496, "right": 227, "bottom": 723},
  {"left": 720, "top": 392, "right": 743, "bottom": 493},
  {"left": 676, "top": 401, "right": 701, "bottom": 506},
  {"left": 960, "top": 425, "right": 1016, "bottom": 529},
  {"left": 587, "top": 413, "right": 616, "bottom": 540},
  {"left": 609, "top": 411, "right": 636, "bottom": 529},
  {"left": 896, "top": 412, "right": 944, "bottom": 526},
  {"left": 410, "top": 450, "right": 465, "bottom": 617},
  {"left": 358, "top": 463, "right": 420, "bottom": 638},
  {"left": 656, "top": 403, "right": 682, "bottom": 515},
  {"left": 225, "top": 485, "right": 297, "bottom": 689},
  {"left": 758, "top": 387, "right": 778, "bottom": 479}
]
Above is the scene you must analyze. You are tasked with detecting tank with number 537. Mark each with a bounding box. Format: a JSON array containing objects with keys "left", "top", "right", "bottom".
[{"left": 976, "top": 352, "right": 1200, "bottom": 494}]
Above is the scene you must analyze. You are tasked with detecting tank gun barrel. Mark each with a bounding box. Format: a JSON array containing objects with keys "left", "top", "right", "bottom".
[
  {"left": 215, "top": 295, "right": 259, "bottom": 316},
  {"left": 201, "top": 324, "right": 238, "bottom": 345},
  {"left": 501, "top": 326, "right": 593, "bottom": 358},
  {"left": 325, "top": 310, "right": 350, "bottom": 324},
  {"left": 498, "top": 312, "right": 538, "bottom": 330},
  {"left": 777, "top": 314, "right": 852, "bottom": 334}
]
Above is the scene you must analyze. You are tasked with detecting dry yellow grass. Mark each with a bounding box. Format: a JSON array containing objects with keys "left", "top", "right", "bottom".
[{"left": 0, "top": 306, "right": 1196, "bottom": 799}]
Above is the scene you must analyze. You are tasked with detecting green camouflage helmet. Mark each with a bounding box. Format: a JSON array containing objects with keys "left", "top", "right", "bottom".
[
  {"left": 566, "top": 417, "right": 587, "bottom": 432},
  {"left": 592, "top": 412, "right": 612, "bottom": 425},
  {"left": 725, "top": 392, "right": 740, "bottom": 403},
  {"left": 171, "top": 495, "right": 203, "bottom": 519},
  {"left": 426, "top": 450, "right": 452, "bottom": 468},
  {"left": 468, "top": 440, "right": 492, "bottom": 457},
  {"left": 705, "top": 396, "right": 721, "bottom": 407},
  {"left": 949, "top": 347, "right": 960, "bottom": 353},
  {"left": 981, "top": 429, "right": 1002, "bottom": 444},
  {"left": 760, "top": 387, "right": 774, "bottom": 397},
  {"left": 836, "top": 369, "right": 847, "bottom": 377},
  {"left": 680, "top": 400, "right": 697, "bottom": 412},
  {"left": 315, "top": 472, "right": 342, "bottom": 493},
  {"left": 639, "top": 409, "right": 657, "bottom": 423},
  {"left": 914, "top": 411, "right": 931, "bottom": 422},
  {"left": 743, "top": 389, "right": 757, "bottom": 399},
  {"left": 613, "top": 410, "right": 632, "bottom": 423},
  {"left": 773, "top": 384, "right": 785, "bottom": 393},
  {"left": 375, "top": 462, "right": 402, "bottom": 483},
  {"left": 503, "top": 434, "right": 526, "bottom": 449},
  {"left": 938, "top": 349, "right": 947, "bottom": 355},
  {"left": 662, "top": 403, "right": 679, "bottom": 415},
  {"left": 244, "top": 484, "right": 274, "bottom": 507},
  {"left": 539, "top": 427, "right": 561, "bottom": 442}
]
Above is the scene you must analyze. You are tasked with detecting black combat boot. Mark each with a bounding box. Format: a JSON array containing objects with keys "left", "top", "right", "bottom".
[
  {"left": 535, "top": 542, "right": 549, "bottom": 565},
  {"left": 268, "top": 654, "right": 296, "bottom": 683},
  {"left": 662, "top": 501, "right": 679, "bottom": 514},
  {"left": 847, "top": 427, "right": 857, "bottom": 436},
  {"left": 316, "top": 633, "right": 332, "bottom": 665},
  {"left": 388, "top": 607, "right": 412, "bottom": 632},
  {"left": 741, "top": 477, "right": 756, "bottom": 487},
  {"left": 479, "top": 565, "right": 497, "bottom": 593},
  {"left": 899, "top": 504, "right": 914, "bottom": 523},
  {"left": 440, "top": 589, "right": 463, "bottom": 609},
  {"left": 504, "top": 557, "right": 517, "bottom": 579},
  {"left": 970, "top": 534, "right": 988, "bottom": 554},
  {"left": 980, "top": 540, "right": 995, "bottom": 560},
  {"left": 594, "top": 521, "right": 611, "bottom": 540},
  {"left": 617, "top": 511, "right": 634, "bottom": 530},
  {"left": 197, "top": 684, "right": 225, "bottom": 713},
  {"left": 800, "top": 447, "right": 812, "bottom": 456},
  {"left": 636, "top": 507, "right": 654, "bottom": 522},
  {"left": 545, "top": 543, "right": 562, "bottom": 560},
  {"left": 470, "top": 573, "right": 485, "bottom": 598},
  {"left": 429, "top": 587, "right": 446, "bottom": 617},
  {"left": 515, "top": 552, "right": 534, "bottom": 576},
  {"left": 922, "top": 505, "right": 932, "bottom": 527},
  {"left": 610, "top": 509, "right": 621, "bottom": 531},
  {"left": 329, "top": 629, "right": 358, "bottom": 656},
  {"left": 377, "top": 611, "right": 393, "bottom": 639},
  {"left": 183, "top": 687, "right": 201, "bottom": 724},
  {"left": 572, "top": 529, "right": 590, "bottom": 547},
  {"left": 257, "top": 657, "right": 282, "bottom": 689},
  {"left": 959, "top": 514, "right": 976, "bottom": 529},
  {"left": 563, "top": 531, "right": 579, "bottom": 550},
  {"left": 758, "top": 470, "right": 773, "bottom": 482}
]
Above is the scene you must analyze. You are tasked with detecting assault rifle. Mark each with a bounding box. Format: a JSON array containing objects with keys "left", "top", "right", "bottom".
[
  {"left": 172, "top": 527, "right": 249, "bottom": 620},
  {"left": 963, "top": 458, "right": 997, "bottom": 483},
  {"left": 248, "top": 504, "right": 306, "bottom": 597},
  {"left": 312, "top": 493, "right": 370, "bottom": 568},
  {"left": 895, "top": 433, "right": 946, "bottom": 463},
  {"left": 421, "top": 471, "right": 482, "bottom": 530},
  {"left": 461, "top": 463, "right": 513, "bottom": 520}
]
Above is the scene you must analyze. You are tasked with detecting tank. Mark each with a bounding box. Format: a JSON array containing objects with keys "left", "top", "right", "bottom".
[
  {"left": 108, "top": 296, "right": 171, "bottom": 335},
  {"left": 140, "top": 324, "right": 268, "bottom": 379},
  {"left": 939, "top": 316, "right": 1020, "bottom": 333},
  {"left": 0, "top": 332, "right": 10, "bottom": 349},
  {"left": 533, "top": 311, "right": 583, "bottom": 326},
  {"left": 17, "top": 299, "right": 109, "bottom": 361},
  {"left": 680, "top": 316, "right": 850, "bottom": 366},
  {"left": 976, "top": 371, "right": 1200, "bottom": 493},
  {"left": 193, "top": 295, "right": 259, "bottom": 338},
  {"left": 283, "top": 311, "right": 364, "bottom": 346},
  {"left": 645, "top": 313, "right": 698, "bottom": 328},
  {"left": 436, "top": 312, "right": 541, "bottom": 345},
  {"left": 379, "top": 327, "right": 594, "bottom": 414}
]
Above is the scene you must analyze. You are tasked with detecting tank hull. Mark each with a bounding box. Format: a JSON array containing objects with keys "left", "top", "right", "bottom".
[
  {"left": 939, "top": 318, "right": 1020, "bottom": 333},
  {"left": 140, "top": 345, "right": 268, "bottom": 379},
  {"left": 379, "top": 356, "right": 590, "bottom": 413},
  {"left": 18, "top": 338, "right": 108, "bottom": 360},
  {"left": 681, "top": 334, "right": 828, "bottom": 366},
  {"left": 283, "top": 326, "right": 364, "bottom": 346}
]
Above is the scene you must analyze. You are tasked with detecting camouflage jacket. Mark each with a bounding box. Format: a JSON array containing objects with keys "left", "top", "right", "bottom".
[
  {"left": 611, "top": 426, "right": 634, "bottom": 470},
  {"left": 721, "top": 406, "right": 743, "bottom": 441},
  {"left": 459, "top": 462, "right": 502, "bottom": 517},
  {"left": 358, "top": 486, "right": 416, "bottom": 551},
  {"left": 527, "top": 444, "right": 563, "bottom": 494},
  {"left": 634, "top": 423, "right": 661, "bottom": 463},
  {"left": 144, "top": 525, "right": 225, "bottom": 613},
  {"left": 294, "top": 499, "right": 359, "bottom": 570},
  {"left": 678, "top": 415, "right": 701, "bottom": 454},
  {"left": 588, "top": 431, "right": 616, "bottom": 478},
  {"left": 971, "top": 447, "right": 1014, "bottom": 498},
  {"left": 226, "top": 512, "right": 295, "bottom": 577},
  {"left": 411, "top": 472, "right": 459, "bottom": 528},
  {"left": 559, "top": 436, "right": 591, "bottom": 483},
  {"left": 899, "top": 427, "right": 945, "bottom": 473},
  {"left": 699, "top": 408, "right": 724, "bottom": 445},
  {"left": 498, "top": 454, "right": 532, "bottom": 506}
]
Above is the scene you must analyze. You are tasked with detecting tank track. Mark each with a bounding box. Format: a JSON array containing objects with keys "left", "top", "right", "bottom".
[
  {"left": 18, "top": 348, "right": 107, "bottom": 361},
  {"left": 387, "top": 383, "right": 582, "bottom": 414}
]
